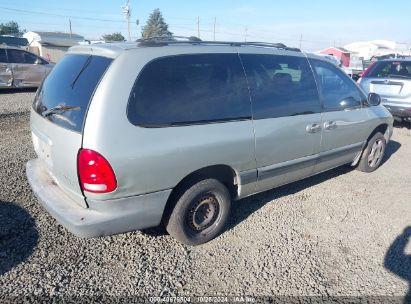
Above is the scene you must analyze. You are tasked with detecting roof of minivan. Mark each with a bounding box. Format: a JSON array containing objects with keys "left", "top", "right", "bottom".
[
  {"left": 0, "top": 44, "right": 25, "bottom": 50},
  {"left": 68, "top": 39, "right": 308, "bottom": 59}
]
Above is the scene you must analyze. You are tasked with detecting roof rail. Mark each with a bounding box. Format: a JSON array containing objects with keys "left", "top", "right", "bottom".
[{"left": 136, "top": 36, "right": 300, "bottom": 51}]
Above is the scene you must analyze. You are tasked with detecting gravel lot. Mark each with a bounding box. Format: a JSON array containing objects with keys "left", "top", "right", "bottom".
[{"left": 1, "top": 91, "right": 411, "bottom": 300}]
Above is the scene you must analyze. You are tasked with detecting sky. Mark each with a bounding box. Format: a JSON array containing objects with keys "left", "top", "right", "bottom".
[{"left": 0, "top": 0, "right": 410, "bottom": 51}]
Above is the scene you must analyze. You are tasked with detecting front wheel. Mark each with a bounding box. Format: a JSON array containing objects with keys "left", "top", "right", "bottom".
[
  {"left": 165, "top": 179, "right": 231, "bottom": 246},
  {"left": 357, "top": 132, "right": 386, "bottom": 172}
]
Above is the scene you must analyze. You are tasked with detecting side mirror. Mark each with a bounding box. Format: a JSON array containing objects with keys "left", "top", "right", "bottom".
[
  {"left": 367, "top": 93, "right": 381, "bottom": 106},
  {"left": 34, "top": 58, "right": 42, "bottom": 65}
]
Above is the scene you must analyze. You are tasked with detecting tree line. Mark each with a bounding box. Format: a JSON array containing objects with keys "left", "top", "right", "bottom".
[
  {"left": 1, "top": 8, "right": 172, "bottom": 42},
  {"left": 103, "top": 8, "right": 172, "bottom": 42}
]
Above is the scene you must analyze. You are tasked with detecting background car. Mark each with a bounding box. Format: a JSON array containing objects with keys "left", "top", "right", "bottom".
[
  {"left": 0, "top": 45, "right": 54, "bottom": 88},
  {"left": 358, "top": 59, "right": 411, "bottom": 122}
]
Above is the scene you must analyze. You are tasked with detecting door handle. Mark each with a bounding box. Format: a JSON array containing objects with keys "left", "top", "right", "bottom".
[
  {"left": 324, "top": 120, "right": 337, "bottom": 130},
  {"left": 306, "top": 123, "right": 322, "bottom": 133}
]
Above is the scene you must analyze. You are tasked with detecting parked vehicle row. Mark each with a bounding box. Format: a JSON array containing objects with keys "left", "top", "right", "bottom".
[
  {"left": 26, "top": 39, "right": 393, "bottom": 245},
  {"left": 0, "top": 45, "right": 54, "bottom": 88},
  {"left": 359, "top": 59, "right": 411, "bottom": 122}
]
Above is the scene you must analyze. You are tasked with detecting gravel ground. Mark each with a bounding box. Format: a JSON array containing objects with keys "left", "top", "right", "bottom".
[
  {"left": 1, "top": 91, "right": 411, "bottom": 300},
  {"left": 0, "top": 88, "right": 37, "bottom": 116}
]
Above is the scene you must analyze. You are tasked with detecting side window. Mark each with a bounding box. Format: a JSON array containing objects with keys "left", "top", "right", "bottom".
[
  {"left": 7, "top": 50, "right": 38, "bottom": 64},
  {"left": 310, "top": 59, "right": 365, "bottom": 111},
  {"left": 7, "top": 49, "right": 26, "bottom": 64},
  {"left": 240, "top": 54, "right": 321, "bottom": 119},
  {"left": 22, "top": 52, "right": 39, "bottom": 64},
  {"left": 128, "top": 54, "right": 251, "bottom": 126},
  {"left": 0, "top": 49, "right": 7, "bottom": 63}
]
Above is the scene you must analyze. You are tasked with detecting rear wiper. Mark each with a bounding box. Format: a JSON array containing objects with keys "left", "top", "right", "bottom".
[
  {"left": 71, "top": 55, "right": 92, "bottom": 88},
  {"left": 41, "top": 105, "right": 80, "bottom": 117}
]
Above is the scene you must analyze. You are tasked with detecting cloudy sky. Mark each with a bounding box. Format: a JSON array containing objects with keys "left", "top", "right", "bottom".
[{"left": 1, "top": 0, "right": 410, "bottom": 51}]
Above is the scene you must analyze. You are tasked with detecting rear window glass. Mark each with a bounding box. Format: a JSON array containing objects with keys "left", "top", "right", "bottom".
[
  {"left": 127, "top": 54, "right": 251, "bottom": 127},
  {"left": 33, "top": 54, "right": 112, "bottom": 132},
  {"left": 367, "top": 61, "right": 411, "bottom": 79}
]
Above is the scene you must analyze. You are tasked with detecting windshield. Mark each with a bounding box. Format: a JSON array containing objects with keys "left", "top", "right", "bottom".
[
  {"left": 367, "top": 60, "right": 411, "bottom": 79},
  {"left": 33, "top": 54, "right": 112, "bottom": 132}
]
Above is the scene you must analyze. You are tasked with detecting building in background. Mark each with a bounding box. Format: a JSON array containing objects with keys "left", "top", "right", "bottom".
[
  {"left": 344, "top": 40, "right": 411, "bottom": 60},
  {"left": 319, "top": 47, "right": 351, "bottom": 67},
  {"left": 23, "top": 31, "right": 84, "bottom": 62}
]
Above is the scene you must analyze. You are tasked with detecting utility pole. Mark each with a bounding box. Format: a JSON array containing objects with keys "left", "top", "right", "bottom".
[
  {"left": 136, "top": 19, "right": 139, "bottom": 40},
  {"left": 244, "top": 26, "right": 248, "bottom": 42},
  {"left": 122, "top": 0, "right": 131, "bottom": 41},
  {"left": 299, "top": 34, "right": 302, "bottom": 49},
  {"left": 69, "top": 19, "right": 72, "bottom": 38},
  {"left": 197, "top": 16, "right": 200, "bottom": 39},
  {"left": 213, "top": 17, "right": 217, "bottom": 41}
]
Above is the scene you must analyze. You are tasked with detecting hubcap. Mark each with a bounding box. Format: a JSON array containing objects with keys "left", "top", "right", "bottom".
[
  {"left": 187, "top": 195, "right": 219, "bottom": 231},
  {"left": 368, "top": 139, "right": 384, "bottom": 168}
]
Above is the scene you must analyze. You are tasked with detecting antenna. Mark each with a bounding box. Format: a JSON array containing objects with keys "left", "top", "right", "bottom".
[{"left": 121, "top": 0, "right": 131, "bottom": 41}]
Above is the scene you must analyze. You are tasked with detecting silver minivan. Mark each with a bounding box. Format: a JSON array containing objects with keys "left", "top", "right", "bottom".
[
  {"left": 0, "top": 45, "right": 54, "bottom": 88},
  {"left": 26, "top": 39, "right": 393, "bottom": 245}
]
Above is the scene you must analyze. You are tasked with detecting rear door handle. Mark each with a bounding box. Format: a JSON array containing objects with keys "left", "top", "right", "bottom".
[
  {"left": 324, "top": 121, "right": 337, "bottom": 130},
  {"left": 306, "top": 123, "right": 322, "bottom": 133}
]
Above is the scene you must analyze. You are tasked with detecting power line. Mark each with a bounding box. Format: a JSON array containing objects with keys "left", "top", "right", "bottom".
[{"left": 0, "top": 6, "right": 124, "bottom": 23}]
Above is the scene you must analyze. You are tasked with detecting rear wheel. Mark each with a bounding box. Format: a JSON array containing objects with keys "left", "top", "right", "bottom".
[
  {"left": 165, "top": 179, "right": 231, "bottom": 246},
  {"left": 357, "top": 132, "right": 386, "bottom": 172}
]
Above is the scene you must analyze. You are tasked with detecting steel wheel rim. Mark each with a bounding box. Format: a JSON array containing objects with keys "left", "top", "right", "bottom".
[
  {"left": 187, "top": 194, "right": 220, "bottom": 232},
  {"left": 368, "top": 139, "right": 384, "bottom": 167}
]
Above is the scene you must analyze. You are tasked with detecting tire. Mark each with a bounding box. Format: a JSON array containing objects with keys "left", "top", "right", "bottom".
[
  {"left": 165, "top": 179, "right": 231, "bottom": 246},
  {"left": 357, "top": 132, "right": 386, "bottom": 173}
]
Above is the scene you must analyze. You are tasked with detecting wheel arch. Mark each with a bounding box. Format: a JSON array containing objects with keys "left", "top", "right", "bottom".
[
  {"left": 367, "top": 123, "right": 389, "bottom": 143},
  {"left": 352, "top": 123, "right": 389, "bottom": 166},
  {"left": 162, "top": 164, "right": 239, "bottom": 222}
]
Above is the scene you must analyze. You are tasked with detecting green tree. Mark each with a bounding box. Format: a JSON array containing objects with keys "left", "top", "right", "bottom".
[
  {"left": 141, "top": 8, "right": 172, "bottom": 39},
  {"left": 0, "top": 21, "right": 25, "bottom": 36},
  {"left": 102, "top": 32, "right": 125, "bottom": 42}
]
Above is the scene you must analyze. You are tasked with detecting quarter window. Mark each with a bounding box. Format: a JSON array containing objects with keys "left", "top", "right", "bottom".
[
  {"left": 240, "top": 54, "right": 321, "bottom": 119},
  {"left": 310, "top": 59, "right": 365, "bottom": 111},
  {"left": 127, "top": 54, "right": 251, "bottom": 127}
]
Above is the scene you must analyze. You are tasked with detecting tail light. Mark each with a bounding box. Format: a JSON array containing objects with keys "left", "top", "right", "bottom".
[
  {"left": 361, "top": 62, "right": 377, "bottom": 78},
  {"left": 78, "top": 149, "right": 117, "bottom": 193}
]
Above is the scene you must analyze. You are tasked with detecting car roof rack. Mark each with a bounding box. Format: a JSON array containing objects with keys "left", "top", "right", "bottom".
[{"left": 136, "top": 36, "right": 301, "bottom": 52}]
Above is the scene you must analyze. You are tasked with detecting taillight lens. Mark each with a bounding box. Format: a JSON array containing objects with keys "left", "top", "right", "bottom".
[
  {"left": 361, "top": 62, "right": 377, "bottom": 78},
  {"left": 78, "top": 149, "right": 117, "bottom": 193}
]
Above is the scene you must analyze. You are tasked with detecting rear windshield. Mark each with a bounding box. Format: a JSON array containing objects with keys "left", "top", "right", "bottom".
[
  {"left": 33, "top": 54, "right": 112, "bottom": 132},
  {"left": 367, "top": 60, "right": 411, "bottom": 79}
]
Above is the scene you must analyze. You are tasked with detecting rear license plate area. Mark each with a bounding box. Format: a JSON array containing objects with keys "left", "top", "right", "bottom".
[
  {"left": 372, "top": 84, "right": 401, "bottom": 95},
  {"left": 32, "top": 131, "right": 52, "bottom": 168}
]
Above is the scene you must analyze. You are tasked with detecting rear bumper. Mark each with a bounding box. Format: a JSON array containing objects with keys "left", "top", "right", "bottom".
[
  {"left": 382, "top": 102, "right": 411, "bottom": 118},
  {"left": 26, "top": 159, "right": 171, "bottom": 238}
]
